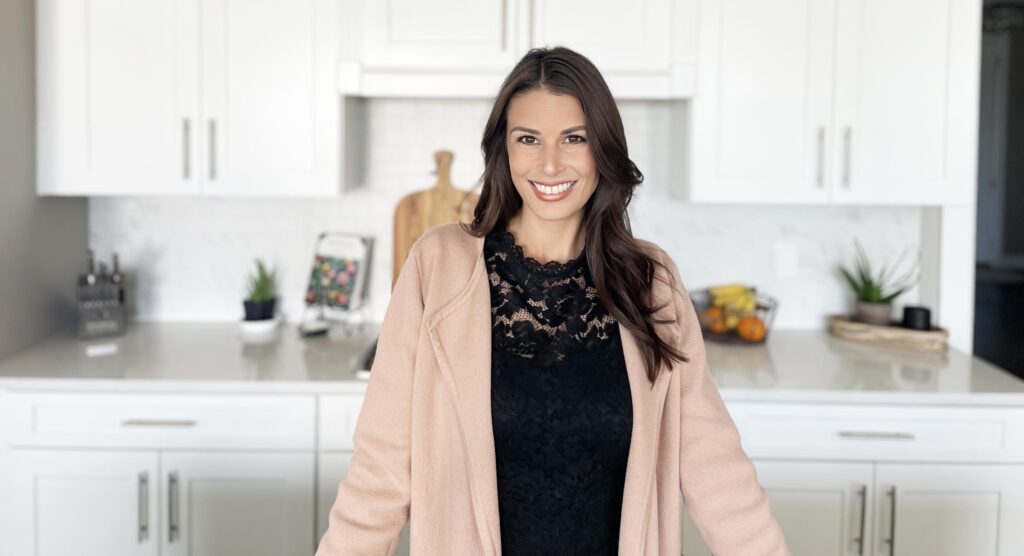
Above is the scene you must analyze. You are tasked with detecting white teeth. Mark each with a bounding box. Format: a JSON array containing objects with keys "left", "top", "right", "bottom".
[{"left": 531, "top": 180, "right": 576, "bottom": 195}]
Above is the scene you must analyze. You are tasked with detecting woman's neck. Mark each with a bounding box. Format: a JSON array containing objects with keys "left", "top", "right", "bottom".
[{"left": 505, "top": 212, "right": 586, "bottom": 265}]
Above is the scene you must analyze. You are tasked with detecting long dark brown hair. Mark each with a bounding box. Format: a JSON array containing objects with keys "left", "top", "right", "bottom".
[{"left": 461, "top": 46, "right": 688, "bottom": 383}]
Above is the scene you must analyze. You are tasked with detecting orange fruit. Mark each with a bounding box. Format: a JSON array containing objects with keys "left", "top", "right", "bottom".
[
  {"left": 702, "top": 306, "right": 728, "bottom": 334},
  {"left": 709, "top": 319, "right": 728, "bottom": 334},
  {"left": 736, "top": 315, "right": 766, "bottom": 342}
]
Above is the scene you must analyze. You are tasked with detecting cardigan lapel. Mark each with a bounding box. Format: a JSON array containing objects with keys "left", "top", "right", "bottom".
[{"left": 426, "top": 233, "right": 676, "bottom": 555}]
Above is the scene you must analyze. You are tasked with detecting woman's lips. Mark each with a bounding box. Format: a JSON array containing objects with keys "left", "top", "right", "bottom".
[{"left": 529, "top": 180, "right": 577, "bottom": 202}]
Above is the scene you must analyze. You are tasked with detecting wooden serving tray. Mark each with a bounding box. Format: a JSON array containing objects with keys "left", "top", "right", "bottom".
[{"left": 826, "top": 314, "right": 949, "bottom": 352}]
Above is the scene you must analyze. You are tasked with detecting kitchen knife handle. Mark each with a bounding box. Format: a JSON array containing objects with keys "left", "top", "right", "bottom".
[
  {"left": 842, "top": 126, "right": 852, "bottom": 189},
  {"left": 208, "top": 119, "right": 217, "bottom": 181},
  {"left": 182, "top": 119, "right": 190, "bottom": 180},
  {"left": 138, "top": 471, "right": 149, "bottom": 543},
  {"left": 168, "top": 471, "right": 180, "bottom": 543},
  {"left": 816, "top": 126, "right": 825, "bottom": 189}
]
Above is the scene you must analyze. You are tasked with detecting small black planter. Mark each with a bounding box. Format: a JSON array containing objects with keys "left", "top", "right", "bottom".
[{"left": 243, "top": 298, "right": 277, "bottom": 321}]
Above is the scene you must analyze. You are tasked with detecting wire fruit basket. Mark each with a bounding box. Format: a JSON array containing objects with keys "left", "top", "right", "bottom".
[{"left": 689, "top": 286, "right": 779, "bottom": 345}]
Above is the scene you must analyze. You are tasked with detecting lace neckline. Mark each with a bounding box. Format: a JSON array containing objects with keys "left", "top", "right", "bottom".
[{"left": 495, "top": 228, "right": 586, "bottom": 276}]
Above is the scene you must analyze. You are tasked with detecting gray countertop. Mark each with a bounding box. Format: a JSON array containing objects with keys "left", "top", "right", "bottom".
[{"left": 0, "top": 321, "right": 1022, "bottom": 404}]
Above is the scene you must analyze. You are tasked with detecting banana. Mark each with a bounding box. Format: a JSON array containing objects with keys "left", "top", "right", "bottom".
[{"left": 708, "top": 284, "right": 750, "bottom": 297}]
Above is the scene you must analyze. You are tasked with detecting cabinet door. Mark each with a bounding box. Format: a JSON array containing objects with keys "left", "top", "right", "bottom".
[
  {"left": 874, "top": 463, "right": 1024, "bottom": 556},
  {"left": 831, "top": 0, "right": 981, "bottom": 205},
  {"left": 160, "top": 451, "right": 314, "bottom": 556},
  {"left": 36, "top": 0, "right": 200, "bottom": 195},
  {"left": 6, "top": 449, "right": 159, "bottom": 556},
  {"left": 317, "top": 452, "right": 411, "bottom": 555},
  {"left": 689, "top": 0, "right": 835, "bottom": 203},
  {"left": 359, "top": 0, "right": 523, "bottom": 71},
  {"left": 199, "top": 0, "right": 340, "bottom": 197},
  {"left": 683, "top": 460, "right": 874, "bottom": 556},
  {"left": 531, "top": 0, "right": 671, "bottom": 73}
]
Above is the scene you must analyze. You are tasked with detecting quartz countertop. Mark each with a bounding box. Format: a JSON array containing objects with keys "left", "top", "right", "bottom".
[{"left": 0, "top": 321, "right": 1022, "bottom": 404}]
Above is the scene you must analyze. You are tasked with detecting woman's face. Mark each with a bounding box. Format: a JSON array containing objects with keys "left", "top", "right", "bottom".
[{"left": 506, "top": 89, "right": 598, "bottom": 226}]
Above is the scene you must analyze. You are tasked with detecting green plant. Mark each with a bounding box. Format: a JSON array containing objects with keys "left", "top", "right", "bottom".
[
  {"left": 245, "top": 258, "right": 277, "bottom": 303},
  {"left": 838, "top": 240, "right": 920, "bottom": 303}
]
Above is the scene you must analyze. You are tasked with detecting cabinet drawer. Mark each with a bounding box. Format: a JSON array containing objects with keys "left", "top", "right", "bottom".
[
  {"left": 1, "top": 391, "right": 315, "bottom": 450},
  {"left": 318, "top": 395, "right": 363, "bottom": 451},
  {"left": 727, "top": 403, "right": 1024, "bottom": 462}
]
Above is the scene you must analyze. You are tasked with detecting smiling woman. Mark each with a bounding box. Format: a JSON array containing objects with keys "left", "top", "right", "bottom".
[{"left": 316, "top": 46, "right": 789, "bottom": 556}]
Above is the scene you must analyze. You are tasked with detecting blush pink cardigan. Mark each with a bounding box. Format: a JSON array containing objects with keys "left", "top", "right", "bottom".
[{"left": 316, "top": 223, "right": 789, "bottom": 555}]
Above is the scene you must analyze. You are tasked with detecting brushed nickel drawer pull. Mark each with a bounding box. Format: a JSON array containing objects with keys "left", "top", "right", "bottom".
[
  {"left": 853, "top": 484, "right": 866, "bottom": 555},
  {"left": 138, "top": 471, "right": 149, "bottom": 543},
  {"left": 122, "top": 419, "right": 197, "bottom": 427},
  {"left": 816, "top": 126, "right": 825, "bottom": 189},
  {"left": 842, "top": 126, "right": 852, "bottom": 189},
  {"left": 885, "top": 486, "right": 897, "bottom": 556},
  {"left": 838, "top": 431, "right": 915, "bottom": 440},
  {"left": 208, "top": 119, "right": 217, "bottom": 181},
  {"left": 169, "top": 471, "right": 180, "bottom": 543},
  {"left": 182, "top": 119, "right": 191, "bottom": 179}
]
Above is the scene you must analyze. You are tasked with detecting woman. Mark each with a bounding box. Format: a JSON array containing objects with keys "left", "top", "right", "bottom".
[{"left": 317, "top": 47, "right": 789, "bottom": 555}]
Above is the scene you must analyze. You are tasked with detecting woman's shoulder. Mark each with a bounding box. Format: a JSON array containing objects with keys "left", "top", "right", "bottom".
[
  {"left": 410, "top": 223, "right": 480, "bottom": 260},
  {"left": 632, "top": 238, "right": 689, "bottom": 298}
]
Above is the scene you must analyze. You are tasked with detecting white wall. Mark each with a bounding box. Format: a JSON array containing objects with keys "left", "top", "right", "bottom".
[
  {"left": 88, "top": 98, "right": 923, "bottom": 330},
  {"left": 0, "top": 0, "right": 88, "bottom": 359}
]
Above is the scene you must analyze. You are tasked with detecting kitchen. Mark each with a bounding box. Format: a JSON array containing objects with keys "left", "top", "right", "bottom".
[{"left": 1, "top": 0, "right": 1023, "bottom": 555}]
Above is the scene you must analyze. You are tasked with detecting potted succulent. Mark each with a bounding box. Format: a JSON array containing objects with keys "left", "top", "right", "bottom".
[
  {"left": 243, "top": 258, "right": 277, "bottom": 321},
  {"left": 838, "top": 240, "right": 920, "bottom": 326}
]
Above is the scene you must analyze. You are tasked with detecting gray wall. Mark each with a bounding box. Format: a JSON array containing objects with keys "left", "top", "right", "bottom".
[{"left": 0, "top": 0, "right": 88, "bottom": 358}]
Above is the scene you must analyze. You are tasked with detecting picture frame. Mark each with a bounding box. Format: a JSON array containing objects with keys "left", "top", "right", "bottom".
[{"left": 303, "top": 232, "right": 374, "bottom": 324}]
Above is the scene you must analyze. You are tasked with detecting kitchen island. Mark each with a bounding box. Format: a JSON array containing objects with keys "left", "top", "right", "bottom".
[{"left": 1, "top": 321, "right": 1023, "bottom": 555}]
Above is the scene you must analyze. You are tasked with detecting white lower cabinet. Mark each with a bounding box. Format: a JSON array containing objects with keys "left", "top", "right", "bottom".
[
  {"left": 683, "top": 460, "right": 1024, "bottom": 556},
  {"left": 8, "top": 449, "right": 160, "bottom": 556},
  {"left": 159, "top": 451, "right": 313, "bottom": 556},
  {"left": 6, "top": 449, "right": 313, "bottom": 556},
  {"left": 874, "top": 463, "right": 1024, "bottom": 556}
]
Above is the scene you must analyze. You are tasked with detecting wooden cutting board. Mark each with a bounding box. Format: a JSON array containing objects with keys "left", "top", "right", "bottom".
[{"left": 392, "top": 150, "right": 480, "bottom": 288}]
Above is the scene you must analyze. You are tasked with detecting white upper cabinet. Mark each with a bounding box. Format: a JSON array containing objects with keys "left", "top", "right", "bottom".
[
  {"left": 339, "top": 0, "right": 695, "bottom": 99},
  {"left": 36, "top": 0, "right": 200, "bottom": 195},
  {"left": 689, "top": 0, "right": 834, "bottom": 204},
  {"left": 531, "top": 0, "right": 695, "bottom": 98},
  {"left": 830, "top": 0, "right": 979, "bottom": 205},
  {"left": 339, "top": 0, "right": 527, "bottom": 98},
  {"left": 199, "top": 0, "right": 341, "bottom": 197},
  {"left": 688, "top": 0, "right": 980, "bottom": 205},
  {"left": 37, "top": 0, "right": 342, "bottom": 197},
  {"left": 360, "top": 0, "right": 521, "bottom": 70}
]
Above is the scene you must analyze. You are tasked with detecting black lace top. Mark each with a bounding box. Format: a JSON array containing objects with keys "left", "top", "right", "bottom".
[{"left": 485, "top": 225, "right": 633, "bottom": 555}]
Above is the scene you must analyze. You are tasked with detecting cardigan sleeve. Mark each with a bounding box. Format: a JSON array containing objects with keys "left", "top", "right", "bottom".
[
  {"left": 661, "top": 252, "right": 791, "bottom": 556},
  {"left": 315, "top": 247, "right": 424, "bottom": 556}
]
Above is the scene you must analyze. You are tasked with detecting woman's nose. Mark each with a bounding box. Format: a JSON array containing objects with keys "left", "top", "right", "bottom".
[{"left": 541, "top": 143, "right": 563, "bottom": 175}]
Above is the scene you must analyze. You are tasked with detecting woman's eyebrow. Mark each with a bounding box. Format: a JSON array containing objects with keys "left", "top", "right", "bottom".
[{"left": 509, "top": 125, "right": 586, "bottom": 135}]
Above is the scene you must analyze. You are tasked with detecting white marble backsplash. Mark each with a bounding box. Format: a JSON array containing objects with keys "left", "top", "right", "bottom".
[{"left": 89, "top": 98, "right": 922, "bottom": 329}]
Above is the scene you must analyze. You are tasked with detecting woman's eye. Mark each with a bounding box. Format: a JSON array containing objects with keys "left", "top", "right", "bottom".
[
  {"left": 517, "top": 136, "right": 538, "bottom": 145},
  {"left": 565, "top": 134, "right": 586, "bottom": 144}
]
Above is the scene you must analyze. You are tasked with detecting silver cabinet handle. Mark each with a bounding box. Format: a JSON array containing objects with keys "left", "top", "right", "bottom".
[
  {"left": 138, "top": 471, "right": 149, "bottom": 543},
  {"left": 883, "top": 486, "right": 897, "bottom": 556},
  {"left": 816, "top": 126, "right": 825, "bottom": 189},
  {"left": 122, "top": 419, "right": 196, "bottom": 427},
  {"left": 838, "top": 431, "right": 915, "bottom": 441},
  {"left": 853, "top": 484, "right": 867, "bottom": 555},
  {"left": 182, "top": 119, "right": 191, "bottom": 179},
  {"left": 842, "top": 126, "right": 852, "bottom": 189},
  {"left": 168, "top": 471, "right": 180, "bottom": 543},
  {"left": 208, "top": 119, "right": 217, "bottom": 181}
]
